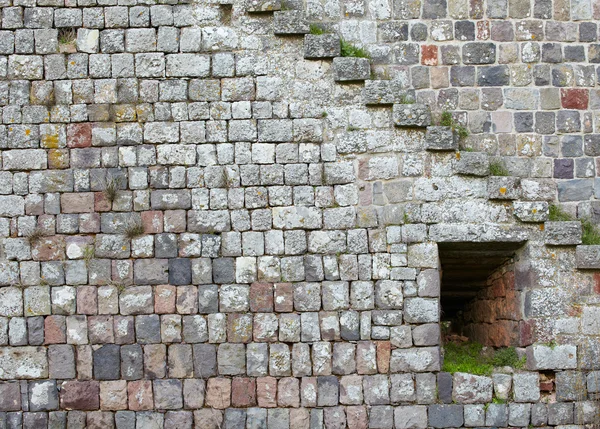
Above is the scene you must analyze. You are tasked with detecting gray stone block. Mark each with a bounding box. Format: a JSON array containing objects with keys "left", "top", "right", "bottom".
[
  {"left": 425, "top": 126, "right": 456, "bottom": 151},
  {"left": 513, "top": 201, "right": 549, "bottom": 222},
  {"left": 526, "top": 344, "right": 577, "bottom": 370},
  {"left": 544, "top": 221, "right": 582, "bottom": 245},
  {"left": 332, "top": 57, "right": 370, "bottom": 82},
  {"left": 576, "top": 245, "right": 600, "bottom": 269},
  {"left": 304, "top": 34, "right": 340, "bottom": 59},
  {"left": 273, "top": 11, "right": 309, "bottom": 35},
  {"left": 487, "top": 176, "right": 521, "bottom": 200},
  {"left": 392, "top": 103, "right": 431, "bottom": 127},
  {"left": 454, "top": 152, "right": 489, "bottom": 176},
  {"left": 428, "top": 404, "right": 463, "bottom": 428}
]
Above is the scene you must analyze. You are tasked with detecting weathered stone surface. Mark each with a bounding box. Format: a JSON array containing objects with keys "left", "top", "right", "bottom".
[
  {"left": 526, "top": 344, "right": 577, "bottom": 370},
  {"left": 392, "top": 104, "right": 431, "bottom": 127},
  {"left": 425, "top": 126, "right": 456, "bottom": 151},
  {"left": 304, "top": 34, "right": 340, "bottom": 59},
  {"left": 544, "top": 221, "right": 582, "bottom": 245},
  {"left": 332, "top": 57, "right": 371, "bottom": 82},
  {"left": 452, "top": 373, "right": 493, "bottom": 403},
  {"left": 576, "top": 245, "right": 600, "bottom": 268},
  {"left": 0, "top": 347, "right": 48, "bottom": 379}
]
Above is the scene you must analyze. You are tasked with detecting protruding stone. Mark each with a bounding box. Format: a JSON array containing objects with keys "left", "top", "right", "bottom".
[
  {"left": 487, "top": 176, "right": 521, "bottom": 200},
  {"left": 576, "top": 245, "right": 600, "bottom": 268},
  {"left": 454, "top": 152, "right": 489, "bottom": 176},
  {"left": 513, "top": 201, "right": 549, "bottom": 223},
  {"left": 425, "top": 126, "right": 456, "bottom": 151},
  {"left": 392, "top": 104, "right": 431, "bottom": 127},
  {"left": 273, "top": 11, "right": 309, "bottom": 35},
  {"left": 332, "top": 57, "right": 371, "bottom": 82},
  {"left": 304, "top": 34, "right": 341, "bottom": 59},
  {"left": 544, "top": 221, "right": 582, "bottom": 245}
]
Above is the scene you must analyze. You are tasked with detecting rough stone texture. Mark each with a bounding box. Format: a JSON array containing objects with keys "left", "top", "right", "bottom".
[{"left": 0, "top": 0, "right": 596, "bottom": 422}]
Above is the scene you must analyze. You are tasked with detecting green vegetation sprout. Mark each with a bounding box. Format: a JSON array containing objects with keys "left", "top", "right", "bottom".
[
  {"left": 440, "top": 111, "right": 469, "bottom": 139},
  {"left": 309, "top": 24, "right": 325, "bottom": 35},
  {"left": 340, "top": 39, "right": 370, "bottom": 59},
  {"left": 489, "top": 161, "right": 510, "bottom": 176}
]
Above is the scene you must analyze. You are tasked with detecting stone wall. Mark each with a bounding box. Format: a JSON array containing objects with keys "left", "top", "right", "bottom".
[{"left": 1, "top": 0, "right": 600, "bottom": 426}]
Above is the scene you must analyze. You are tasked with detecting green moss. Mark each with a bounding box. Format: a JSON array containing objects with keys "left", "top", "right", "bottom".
[
  {"left": 489, "top": 161, "right": 509, "bottom": 177},
  {"left": 442, "top": 342, "right": 526, "bottom": 376},
  {"left": 309, "top": 24, "right": 325, "bottom": 35},
  {"left": 340, "top": 39, "right": 370, "bottom": 59},
  {"left": 490, "top": 347, "right": 526, "bottom": 369},
  {"left": 548, "top": 204, "right": 573, "bottom": 222},
  {"left": 442, "top": 342, "right": 494, "bottom": 376}
]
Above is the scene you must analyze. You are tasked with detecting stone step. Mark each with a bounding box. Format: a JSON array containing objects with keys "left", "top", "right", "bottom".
[
  {"left": 247, "top": 0, "right": 281, "bottom": 12},
  {"left": 544, "top": 221, "right": 582, "bottom": 246},
  {"left": 392, "top": 103, "right": 431, "bottom": 127},
  {"left": 487, "top": 176, "right": 521, "bottom": 200},
  {"left": 363, "top": 81, "right": 414, "bottom": 105},
  {"left": 513, "top": 201, "right": 549, "bottom": 223},
  {"left": 425, "top": 126, "right": 457, "bottom": 151},
  {"left": 303, "top": 34, "right": 340, "bottom": 59},
  {"left": 576, "top": 245, "right": 600, "bottom": 269},
  {"left": 332, "top": 57, "right": 370, "bottom": 82},
  {"left": 273, "top": 11, "right": 309, "bottom": 35}
]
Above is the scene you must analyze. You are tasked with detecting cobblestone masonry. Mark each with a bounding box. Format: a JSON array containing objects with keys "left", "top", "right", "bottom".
[{"left": 1, "top": 0, "right": 600, "bottom": 426}]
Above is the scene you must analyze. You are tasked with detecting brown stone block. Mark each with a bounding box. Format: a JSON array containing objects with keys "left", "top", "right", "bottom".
[{"left": 60, "top": 380, "right": 100, "bottom": 410}]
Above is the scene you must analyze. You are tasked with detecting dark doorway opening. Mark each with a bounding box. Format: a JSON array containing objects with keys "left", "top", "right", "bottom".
[{"left": 438, "top": 242, "right": 524, "bottom": 347}]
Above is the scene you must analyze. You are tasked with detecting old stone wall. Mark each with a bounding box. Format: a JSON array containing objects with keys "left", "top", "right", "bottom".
[{"left": 0, "top": 0, "right": 600, "bottom": 426}]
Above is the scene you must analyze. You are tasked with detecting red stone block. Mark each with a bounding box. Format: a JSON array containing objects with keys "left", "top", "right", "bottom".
[
  {"left": 491, "top": 278, "right": 505, "bottom": 298},
  {"left": 45, "top": 315, "right": 67, "bottom": 344},
  {"left": 141, "top": 211, "right": 163, "bottom": 234},
  {"left": 67, "top": 123, "right": 92, "bottom": 148},
  {"left": 540, "top": 380, "right": 554, "bottom": 392},
  {"left": 79, "top": 213, "right": 101, "bottom": 234},
  {"left": 595, "top": 272, "right": 600, "bottom": 294},
  {"left": 274, "top": 283, "right": 293, "bottom": 312},
  {"left": 61, "top": 193, "right": 95, "bottom": 214},
  {"left": 94, "top": 192, "right": 112, "bottom": 212},
  {"left": 256, "top": 377, "right": 277, "bottom": 408},
  {"left": 32, "top": 236, "right": 65, "bottom": 261},
  {"left": 277, "top": 377, "right": 300, "bottom": 407},
  {"left": 205, "top": 378, "right": 231, "bottom": 409},
  {"left": 476, "top": 21, "right": 490, "bottom": 40},
  {"left": 561, "top": 88, "right": 589, "bottom": 109},
  {"left": 60, "top": 380, "right": 100, "bottom": 410},
  {"left": 347, "top": 406, "right": 368, "bottom": 429},
  {"left": 250, "top": 282, "right": 274, "bottom": 312},
  {"left": 77, "top": 286, "right": 98, "bottom": 315},
  {"left": 154, "top": 285, "right": 176, "bottom": 314},
  {"left": 231, "top": 377, "right": 256, "bottom": 407},
  {"left": 128, "top": 380, "right": 154, "bottom": 411},
  {"left": 376, "top": 341, "right": 391, "bottom": 373},
  {"left": 519, "top": 319, "right": 536, "bottom": 347},
  {"left": 421, "top": 45, "right": 438, "bottom": 66},
  {"left": 227, "top": 313, "right": 253, "bottom": 343},
  {"left": 470, "top": 0, "right": 483, "bottom": 18}
]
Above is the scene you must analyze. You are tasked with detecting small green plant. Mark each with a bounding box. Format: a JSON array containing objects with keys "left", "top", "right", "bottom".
[
  {"left": 321, "top": 111, "right": 328, "bottom": 118},
  {"left": 548, "top": 204, "right": 573, "bottom": 221},
  {"left": 440, "top": 111, "right": 469, "bottom": 139},
  {"left": 26, "top": 227, "right": 44, "bottom": 245},
  {"left": 102, "top": 173, "right": 122, "bottom": 203},
  {"left": 582, "top": 218, "right": 600, "bottom": 245},
  {"left": 309, "top": 23, "right": 325, "bottom": 35},
  {"left": 122, "top": 216, "right": 145, "bottom": 239},
  {"left": 399, "top": 94, "right": 415, "bottom": 104},
  {"left": 58, "top": 28, "right": 76, "bottom": 45},
  {"left": 340, "top": 39, "right": 370, "bottom": 59},
  {"left": 347, "top": 125, "right": 359, "bottom": 131},
  {"left": 82, "top": 245, "right": 95, "bottom": 267},
  {"left": 492, "top": 397, "right": 507, "bottom": 404},
  {"left": 461, "top": 147, "right": 474, "bottom": 152},
  {"left": 403, "top": 212, "right": 410, "bottom": 224},
  {"left": 489, "top": 161, "right": 510, "bottom": 177}
]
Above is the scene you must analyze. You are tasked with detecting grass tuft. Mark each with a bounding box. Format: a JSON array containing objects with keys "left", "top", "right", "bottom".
[
  {"left": 26, "top": 227, "right": 44, "bottom": 245},
  {"left": 442, "top": 342, "right": 526, "bottom": 376},
  {"left": 122, "top": 216, "right": 145, "bottom": 240},
  {"left": 582, "top": 218, "right": 600, "bottom": 245},
  {"left": 309, "top": 24, "right": 325, "bottom": 35},
  {"left": 489, "top": 161, "right": 509, "bottom": 177},
  {"left": 340, "top": 39, "right": 370, "bottom": 59},
  {"left": 440, "top": 111, "right": 469, "bottom": 139},
  {"left": 102, "top": 173, "right": 122, "bottom": 203},
  {"left": 58, "top": 28, "right": 77, "bottom": 45},
  {"left": 548, "top": 204, "right": 573, "bottom": 222}
]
